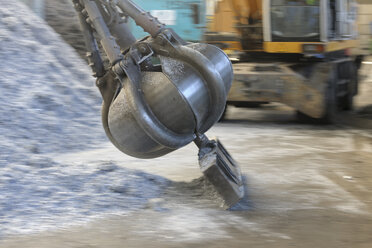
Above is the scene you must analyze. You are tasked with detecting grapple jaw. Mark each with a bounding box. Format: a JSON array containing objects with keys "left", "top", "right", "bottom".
[{"left": 196, "top": 136, "right": 244, "bottom": 209}]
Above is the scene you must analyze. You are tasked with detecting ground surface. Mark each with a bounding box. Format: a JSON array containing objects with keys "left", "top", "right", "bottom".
[
  {"left": 2, "top": 101, "right": 372, "bottom": 248},
  {"left": 1, "top": 1, "right": 372, "bottom": 248}
]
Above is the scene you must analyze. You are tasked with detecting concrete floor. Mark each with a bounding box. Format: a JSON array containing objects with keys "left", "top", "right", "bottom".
[{"left": 1, "top": 64, "right": 371, "bottom": 247}]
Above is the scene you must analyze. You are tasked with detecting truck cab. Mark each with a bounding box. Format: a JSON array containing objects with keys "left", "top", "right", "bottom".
[{"left": 206, "top": 0, "right": 361, "bottom": 122}]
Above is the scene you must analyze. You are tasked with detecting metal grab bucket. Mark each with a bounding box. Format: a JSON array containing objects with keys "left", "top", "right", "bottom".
[
  {"left": 75, "top": 0, "right": 244, "bottom": 207},
  {"left": 107, "top": 43, "right": 233, "bottom": 159}
]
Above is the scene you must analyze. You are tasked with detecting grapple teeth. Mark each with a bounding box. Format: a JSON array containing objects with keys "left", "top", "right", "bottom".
[{"left": 199, "top": 139, "right": 244, "bottom": 209}]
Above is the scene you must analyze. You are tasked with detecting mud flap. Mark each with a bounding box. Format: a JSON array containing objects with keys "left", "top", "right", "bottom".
[{"left": 198, "top": 139, "right": 244, "bottom": 209}]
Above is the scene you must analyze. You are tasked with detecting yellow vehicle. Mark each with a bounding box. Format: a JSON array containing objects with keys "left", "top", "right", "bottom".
[
  {"left": 206, "top": 0, "right": 363, "bottom": 122},
  {"left": 356, "top": 0, "right": 372, "bottom": 55}
]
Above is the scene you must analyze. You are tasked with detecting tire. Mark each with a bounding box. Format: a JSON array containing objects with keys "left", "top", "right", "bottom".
[
  {"left": 321, "top": 76, "right": 338, "bottom": 123},
  {"left": 341, "top": 62, "right": 357, "bottom": 111},
  {"left": 296, "top": 110, "right": 316, "bottom": 123},
  {"left": 342, "top": 90, "right": 354, "bottom": 111}
]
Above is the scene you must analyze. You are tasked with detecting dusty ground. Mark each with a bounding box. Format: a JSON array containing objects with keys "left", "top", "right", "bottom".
[{"left": 1, "top": 62, "right": 371, "bottom": 247}]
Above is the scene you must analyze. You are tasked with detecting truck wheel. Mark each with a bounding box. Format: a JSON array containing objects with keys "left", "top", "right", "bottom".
[
  {"left": 341, "top": 62, "right": 357, "bottom": 111},
  {"left": 342, "top": 89, "right": 354, "bottom": 111},
  {"left": 321, "top": 77, "right": 338, "bottom": 123},
  {"left": 296, "top": 111, "right": 316, "bottom": 123}
]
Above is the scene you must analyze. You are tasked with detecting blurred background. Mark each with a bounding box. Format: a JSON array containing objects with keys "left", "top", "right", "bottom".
[
  {"left": 20, "top": 0, "right": 372, "bottom": 123},
  {"left": 1, "top": 1, "right": 372, "bottom": 247}
]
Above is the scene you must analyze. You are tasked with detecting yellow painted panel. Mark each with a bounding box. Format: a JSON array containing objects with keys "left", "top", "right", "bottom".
[
  {"left": 210, "top": 0, "right": 237, "bottom": 33},
  {"left": 264, "top": 42, "right": 308, "bottom": 53},
  {"left": 264, "top": 40, "right": 358, "bottom": 54}
]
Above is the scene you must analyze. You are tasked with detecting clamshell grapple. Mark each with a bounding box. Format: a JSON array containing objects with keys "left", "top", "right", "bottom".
[{"left": 73, "top": 0, "right": 244, "bottom": 208}]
